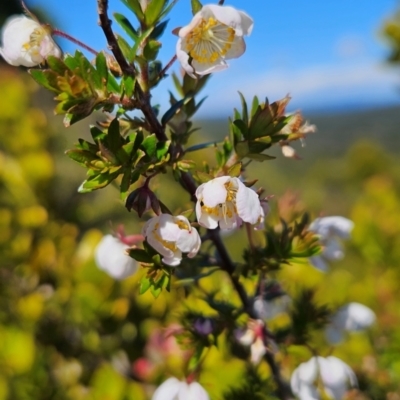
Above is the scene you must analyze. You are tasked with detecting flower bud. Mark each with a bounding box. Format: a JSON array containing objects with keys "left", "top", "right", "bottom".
[{"left": 126, "top": 186, "right": 160, "bottom": 217}]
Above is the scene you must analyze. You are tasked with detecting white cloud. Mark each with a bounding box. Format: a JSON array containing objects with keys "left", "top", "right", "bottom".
[{"left": 196, "top": 60, "right": 400, "bottom": 116}]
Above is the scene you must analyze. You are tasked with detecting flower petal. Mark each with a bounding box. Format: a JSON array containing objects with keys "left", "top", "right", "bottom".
[
  {"left": 152, "top": 377, "right": 181, "bottom": 400},
  {"left": 224, "top": 36, "right": 246, "bottom": 60},
  {"left": 190, "top": 58, "right": 228, "bottom": 75},
  {"left": 201, "top": 5, "right": 253, "bottom": 36},
  {"left": 187, "top": 382, "right": 210, "bottom": 400},
  {"left": 95, "top": 235, "right": 137, "bottom": 280},
  {"left": 176, "top": 39, "right": 196, "bottom": 78},
  {"left": 235, "top": 178, "right": 262, "bottom": 225}
]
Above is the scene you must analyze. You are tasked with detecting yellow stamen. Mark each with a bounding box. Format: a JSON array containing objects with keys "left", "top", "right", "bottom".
[{"left": 184, "top": 17, "right": 236, "bottom": 64}]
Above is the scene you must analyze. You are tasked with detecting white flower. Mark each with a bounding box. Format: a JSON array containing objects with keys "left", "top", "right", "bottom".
[
  {"left": 94, "top": 234, "right": 138, "bottom": 280},
  {"left": 152, "top": 377, "right": 209, "bottom": 400},
  {"left": 308, "top": 216, "right": 354, "bottom": 272},
  {"left": 291, "top": 356, "right": 357, "bottom": 400},
  {"left": 325, "top": 302, "right": 376, "bottom": 344},
  {"left": 0, "top": 15, "right": 61, "bottom": 67},
  {"left": 235, "top": 319, "right": 275, "bottom": 364},
  {"left": 142, "top": 214, "right": 201, "bottom": 266},
  {"left": 253, "top": 294, "right": 291, "bottom": 321},
  {"left": 195, "top": 176, "right": 264, "bottom": 230},
  {"left": 176, "top": 4, "right": 253, "bottom": 77}
]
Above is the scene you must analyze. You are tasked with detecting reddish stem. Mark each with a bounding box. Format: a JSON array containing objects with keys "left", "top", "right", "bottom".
[{"left": 52, "top": 28, "right": 98, "bottom": 56}]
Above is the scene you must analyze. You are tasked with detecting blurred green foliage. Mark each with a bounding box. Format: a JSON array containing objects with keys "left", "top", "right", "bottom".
[{"left": 1, "top": 63, "right": 400, "bottom": 399}]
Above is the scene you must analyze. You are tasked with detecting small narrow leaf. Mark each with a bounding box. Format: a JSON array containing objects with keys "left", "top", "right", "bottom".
[
  {"left": 113, "top": 12, "right": 138, "bottom": 41},
  {"left": 191, "top": 0, "right": 203, "bottom": 15},
  {"left": 144, "top": 0, "right": 166, "bottom": 26},
  {"left": 238, "top": 92, "right": 248, "bottom": 125},
  {"left": 95, "top": 52, "right": 108, "bottom": 88}
]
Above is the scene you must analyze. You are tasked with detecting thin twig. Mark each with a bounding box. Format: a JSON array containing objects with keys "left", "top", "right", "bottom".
[
  {"left": 97, "top": 0, "right": 167, "bottom": 141},
  {"left": 52, "top": 29, "right": 98, "bottom": 56},
  {"left": 97, "top": 0, "right": 136, "bottom": 76},
  {"left": 159, "top": 54, "right": 177, "bottom": 79}
]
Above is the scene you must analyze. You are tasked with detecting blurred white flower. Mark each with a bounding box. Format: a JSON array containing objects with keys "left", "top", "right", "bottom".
[
  {"left": 195, "top": 176, "right": 264, "bottom": 230},
  {"left": 152, "top": 377, "right": 209, "bottom": 400},
  {"left": 176, "top": 4, "right": 253, "bottom": 78},
  {"left": 308, "top": 216, "right": 354, "bottom": 272},
  {"left": 95, "top": 234, "right": 138, "bottom": 280},
  {"left": 291, "top": 356, "right": 357, "bottom": 400},
  {"left": 142, "top": 214, "right": 201, "bottom": 266},
  {"left": 325, "top": 302, "right": 376, "bottom": 344},
  {"left": 235, "top": 319, "right": 275, "bottom": 364},
  {"left": 253, "top": 294, "right": 291, "bottom": 321},
  {"left": 0, "top": 15, "right": 61, "bottom": 67}
]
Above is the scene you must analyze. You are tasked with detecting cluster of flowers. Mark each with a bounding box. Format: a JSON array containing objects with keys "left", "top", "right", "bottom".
[{"left": 97, "top": 176, "right": 266, "bottom": 273}]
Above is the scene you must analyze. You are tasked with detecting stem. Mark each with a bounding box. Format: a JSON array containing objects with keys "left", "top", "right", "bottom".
[
  {"left": 96, "top": 2, "right": 290, "bottom": 395},
  {"left": 52, "top": 29, "right": 98, "bottom": 55},
  {"left": 97, "top": 0, "right": 167, "bottom": 142},
  {"left": 97, "top": 0, "right": 136, "bottom": 76},
  {"left": 159, "top": 54, "right": 177, "bottom": 79}
]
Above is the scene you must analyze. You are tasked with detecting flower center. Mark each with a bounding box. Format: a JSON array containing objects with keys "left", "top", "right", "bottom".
[
  {"left": 184, "top": 17, "right": 235, "bottom": 64},
  {"left": 152, "top": 223, "right": 177, "bottom": 252},
  {"left": 22, "top": 27, "right": 46, "bottom": 59},
  {"left": 200, "top": 180, "right": 238, "bottom": 221}
]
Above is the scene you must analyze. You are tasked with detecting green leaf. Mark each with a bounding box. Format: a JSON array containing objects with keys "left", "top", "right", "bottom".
[
  {"left": 139, "top": 275, "right": 152, "bottom": 294},
  {"left": 107, "top": 73, "right": 120, "bottom": 92},
  {"left": 90, "top": 125, "right": 105, "bottom": 141},
  {"left": 246, "top": 153, "right": 275, "bottom": 161},
  {"left": 186, "top": 141, "right": 219, "bottom": 152},
  {"left": 195, "top": 171, "right": 214, "bottom": 183},
  {"left": 161, "top": 98, "right": 185, "bottom": 126},
  {"left": 156, "top": 141, "right": 170, "bottom": 160},
  {"left": 122, "top": 0, "right": 144, "bottom": 19},
  {"left": 95, "top": 52, "right": 108, "bottom": 88},
  {"left": 172, "top": 73, "right": 184, "bottom": 97},
  {"left": 115, "top": 35, "right": 132, "bottom": 61},
  {"left": 233, "top": 119, "right": 249, "bottom": 139},
  {"left": 106, "top": 118, "right": 124, "bottom": 154},
  {"left": 129, "top": 248, "right": 153, "bottom": 264},
  {"left": 143, "top": 39, "right": 162, "bottom": 61},
  {"left": 141, "top": 134, "right": 157, "bottom": 157},
  {"left": 250, "top": 96, "right": 259, "bottom": 118},
  {"left": 249, "top": 105, "right": 273, "bottom": 139},
  {"left": 248, "top": 140, "right": 271, "bottom": 154},
  {"left": 150, "top": 19, "right": 169, "bottom": 40},
  {"left": 188, "top": 346, "right": 205, "bottom": 373},
  {"left": 191, "top": 0, "right": 203, "bottom": 15},
  {"left": 238, "top": 92, "right": 248, "bottom": 125},
  {"left": 227, "top": 162, "right": 242, "bottom": 178},
  {"left": 120, "top": 168, "right": 132, "bottom": 199},
  {"left": 160, "top": 0, "right": 178, "bottom": 19},
  {"left": 235, "top": 141, "right": 249, "bottom": 158},
  {"left": 122, "top": 75, "right": 135, "bottom": 98},
  {"left": 144, "top": 0, "right": 166, "bottom": 25},
  {"left": 29, "top": 69, "right": 59, "bottom": 92},
  {"left": 65, "top": 149, "right": 98, "bottom": 165},
  {"left": 113, "top": 12, "right": 138, "bottom": 41},
  {"left": 46, "top": 55, "right": 68, "bottom": 74},
  {"left": 78, "top": 170, "right": 121, "bottom": 192}
]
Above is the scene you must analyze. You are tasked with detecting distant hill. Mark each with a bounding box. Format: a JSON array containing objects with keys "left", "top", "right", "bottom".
[{"left": 195, "top": 105, "right": 400, "bottom": 157}]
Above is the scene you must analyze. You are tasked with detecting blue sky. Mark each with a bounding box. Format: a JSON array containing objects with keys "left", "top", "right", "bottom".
[{"left": 25, "top": 0, "right": 400, "bottom": 116}]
